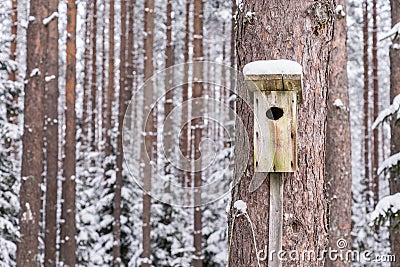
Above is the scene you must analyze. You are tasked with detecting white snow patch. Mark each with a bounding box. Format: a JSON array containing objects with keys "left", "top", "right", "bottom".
[
  {"left": 243, "top": 60, "right": 302, "bottom": 76},
  {"left": 371, "top": 193, "right": 400, "bottom": 221},
  {"left": 29, "top": 16, "right": 35, "bottom": 22},
  {"left": 378, "top": 152, "right": 400, "bottom": 175},
  {"left": 30, "top": 68, "right": 41, "bottom": 77},
  {"left": 245, "top": 11, "right": 255, "bottom": 19},
  {"left": 45, "top": 75, "right": 56, "bottom": 82},
  {"left": 43, "top": 12, "right": 59, "bottom": 25},
  {"left": 335, "top": 5, "right": 346, "bottom": 17},
  {"left": 333, "top": 99, "right": 344, "bottom": 108},
  {"left": 233, "top": 200, "right": 247, "bottom": 213}
]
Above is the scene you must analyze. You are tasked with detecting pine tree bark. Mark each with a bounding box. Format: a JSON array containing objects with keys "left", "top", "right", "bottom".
[
  {"left": 60, "top": 0, "right": 77, "bottom": 265},
  {"left": 164, "top": 0, "right": 173, "bottom": 175},
  {"left": 325, "top": 1, "right": 352, "bottom": 266},
  {"left": 192, "top": 0, "right": 203, "bottom": 266},
  {"left": 362, "top": 0, "right": 371, "bottom": 212},
  {"left": 180, "top": 0, "right": 190, "bottom": 188},
  {"left": 17, "top": 1, "right": 47, "bottom": 266},
  {"left": 372, "top": 0, "right": 379, "bottom": 208},
  {"left": 228, "top": 1, "right": 334, "bottom": 266},
  {"left": 82, "top": 2, "right": 92, "bottom": 149},
  {"left": 389, "top": 0, "right": 400, "bottom": 260},
  {"left": 141, "top": 0, "right": 155, "bottom": 266},
  {"left": 44, "top": 0, "right": 59, "bottom": 265},
  {"left": 113, "top": 0, "right": 128, "bottom": 264},
  {"left": 90, "top": 0, "right": 98, "bottom": 152},
  {"left": 104, "top": 0, "right": 115, "bottom": 160},
  {"left": 101, "top": 0, "right": 107, "bottom": 146}
]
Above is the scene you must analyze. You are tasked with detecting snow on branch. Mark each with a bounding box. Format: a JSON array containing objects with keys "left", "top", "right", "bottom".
[
  {"left": 43, "top": 12, "right": 59, "bottom": 26},
  {"left": 371, "top": 193, "right": 400, "bottom": 225},
  {"left": 380, "top": 22, "right": 400, "bottom": 41},
  {"left": 378, "top": 152, "right": 400, "bottom": 175},
  {"left": 372, "top": 94, "right": 400, "bottom": 129}
]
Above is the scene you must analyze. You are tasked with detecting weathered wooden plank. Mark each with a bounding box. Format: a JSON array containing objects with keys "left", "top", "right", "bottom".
[
  {"left": 253, "top": 91, "right": 297, "bottom": 172},
  {"left": 268, "top": 173, "right": 284, "bottom": 267}
]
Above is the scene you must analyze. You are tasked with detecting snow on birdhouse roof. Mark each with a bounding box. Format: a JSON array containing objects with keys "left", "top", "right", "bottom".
[{"left": 243, "top": 60, "right": 302, "bottom": 76}]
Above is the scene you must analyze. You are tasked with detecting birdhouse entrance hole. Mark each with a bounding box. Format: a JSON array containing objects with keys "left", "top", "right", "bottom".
[{"left": 266, "top": 107, "right": 284, "bottom": 120}]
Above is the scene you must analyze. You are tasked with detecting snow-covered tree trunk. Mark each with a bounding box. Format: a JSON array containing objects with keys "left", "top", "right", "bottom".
[
  {"left": 44, "top": 0, "right": 59, "bottom": 265},
  {"left": 60, "top": 0, "right": 77, "bottom": 265},
  {"left": 389, "top": 0, "right": 400, "bottom": 259},
  {"left": 228, "top": 1, "right": 333, "bottom": 266},
  {"left": 17, "top": 0, "right": 48, "bottom": 265},
  {"left": 325, "top": 1, "right": 352, "bottom": 266}
]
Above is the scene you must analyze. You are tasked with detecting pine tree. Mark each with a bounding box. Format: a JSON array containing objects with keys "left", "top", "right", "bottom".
[
  {"left": 17, "top": 0, "right": 48, "bottom": 265},
  {"left": 325, "top": 1, "right": 352, "bottom": 266},
  {"left": 44, "top": 0, "right": 59, "bottom": 265},
  {"left": 60, "top": 0, "right": 77, "bottom": 264},
  {"left": 228, "top": 1, "right": 334, "bottom": 265}
]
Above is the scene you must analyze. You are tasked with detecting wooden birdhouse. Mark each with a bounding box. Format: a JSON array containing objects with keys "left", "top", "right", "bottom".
[{"left": 244, "top": 60, "right": 303, "bottom": 173}]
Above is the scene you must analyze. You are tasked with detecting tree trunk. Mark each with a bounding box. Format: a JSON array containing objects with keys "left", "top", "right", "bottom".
[
  {"left": 141, "top": 0, "right": 155, "bottom": 266},
  {"left": 164, "top": 0, "right": 173, "bottom": 175},
  {"left": 228, "top": 1, "right": 333, "bottom": 266},
  {"left": 389, "top": 0, "right": 400, "bottom": 260},
  {"left": 362, "top": 0, "right": 371, "bottom": 213},
  {"left": 90, "top": 0, "right": 98, "bottom": 152},
  {"left": 180, "top": 0, "right": 190, "bottom": 188},
  {"left": 60, "top": 0, "right": 77, "bottom": 265},
  {"left": 372, "top": 0, "right": 379, "bottom": 208},
  {"left": 325, "top": 1, "right": 352, "bottom": 266},
  {"left": 17, "top": 1, "right": 48, "bottom": 266},
  {"left": 192, "top": 0, "right": 203, "bottom": 266},
  {"left": 44, "top": 0, "right": 59, "bottom": 265},
  {"left": 82, "top": 3, "right": 92, "bottom": 149},
  {"left": 104, "top": 0, "right": 115, "bottom": 160},
  {"left": 101, "top": 0, "right": 107, "bottom": 146},
  {"left": 230, "top": 0, "right": 236, "bottom": 69},
  {"left": 113, "top": 0, "right": 128, "bottom": 264}
]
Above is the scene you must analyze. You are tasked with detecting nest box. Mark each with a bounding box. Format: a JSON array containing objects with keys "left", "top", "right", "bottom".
[{"left": 243, "top": 60, "right": 303, "bottom": 173}]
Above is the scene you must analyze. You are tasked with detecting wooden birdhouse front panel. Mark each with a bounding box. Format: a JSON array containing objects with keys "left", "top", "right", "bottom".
[{"left": 253, "top": 90, "right": 297, "bottom": 173}]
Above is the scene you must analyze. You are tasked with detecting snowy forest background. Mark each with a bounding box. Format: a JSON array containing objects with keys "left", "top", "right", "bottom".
[{"left": 0, "top": 0, "right": 400, "bottom": 266}]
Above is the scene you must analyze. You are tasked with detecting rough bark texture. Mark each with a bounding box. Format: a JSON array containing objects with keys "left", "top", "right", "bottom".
[
  {"left": 60, "top": 0, "right": 77, "bottom": 265},
  {"left": 389, "top": 0, "right": 400, "bottom": 261},
  {"left": 141, "top": 0, "right": 155, "bottom": 266},
  {"left": 372, "top": 0, "right": 379, "bottom": 208},
  {"left": 101, "top": 0, "right": 107, "bottom": 146},
  {"left": 104, "top": 0, "right": 115, "bottom": 159},
  {"left": 164, "top": 0, "right": 173, "bottom": 175},
  {"left": 180, "top": 0, "right": 190, "bottom": 188},
  {"left": 228, "top": 1, "right": 333, "bottom": 266},
  {"left": 362, "top": 0, "right": 371, "bottom": 212},
  {"left": 17, "top": 1, "right": 47, "bottom": 266},
  {"left": 82, "top": 3, "right": 92, "bottom": 148},
  {"left": 113, "top": 0, "right": 127, "bottom": 265},
  {"left": 44, "top": 0, "right": 59, "bottom": 265},
  {"left": 90, "top": 0, "right": 98, "bottom": 151},
  {"left": 192, "top": 0, "right": 204, "bottom": 265},
  {"left": 325, "top": 1, "right": 352, "bottom": 266}
]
